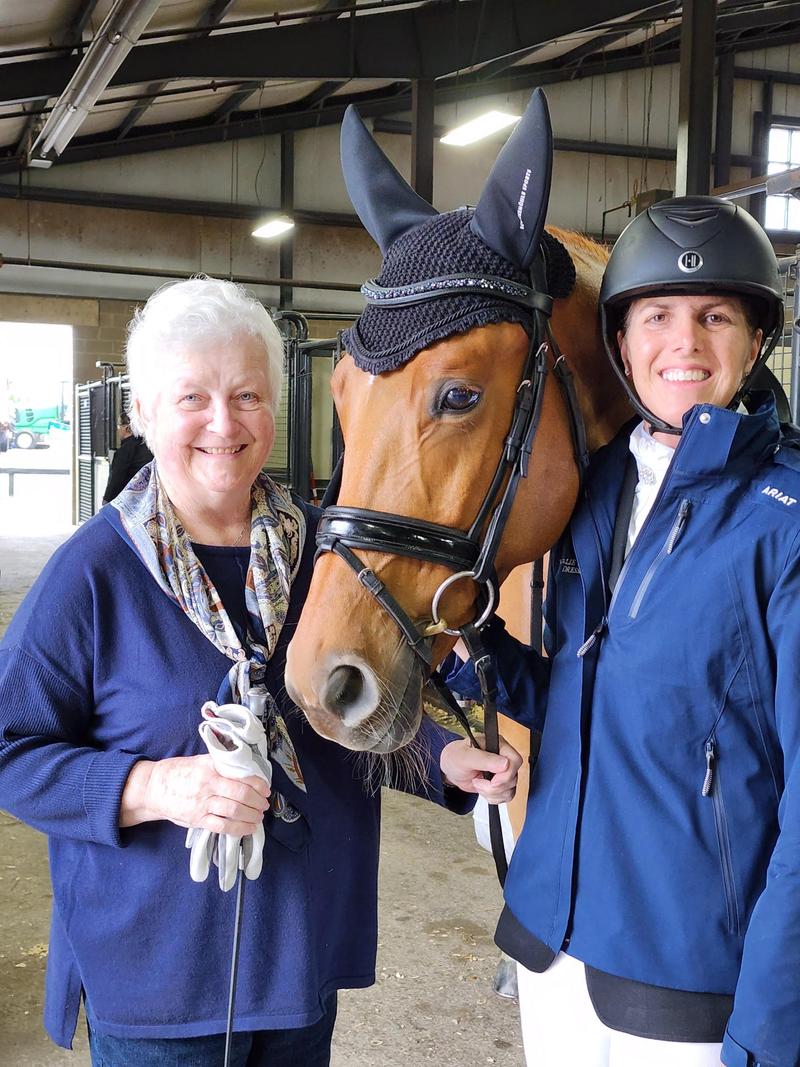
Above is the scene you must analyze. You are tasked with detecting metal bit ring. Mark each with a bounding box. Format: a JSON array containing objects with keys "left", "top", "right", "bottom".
[{"left": 431, "top": 571, "right": 496, "bottom": 636}]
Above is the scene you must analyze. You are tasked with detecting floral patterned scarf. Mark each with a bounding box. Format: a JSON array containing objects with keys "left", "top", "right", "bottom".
[{"left": 111, "top": 460, "right": 307, "bottom": 822}]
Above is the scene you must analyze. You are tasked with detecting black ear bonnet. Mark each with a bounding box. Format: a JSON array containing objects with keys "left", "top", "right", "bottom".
[
  {"left": 344, "top": 210, "right": 533, "bottom": 374},
  {"left": 339, "top": 90, "right": 573, "bottom": 374}
]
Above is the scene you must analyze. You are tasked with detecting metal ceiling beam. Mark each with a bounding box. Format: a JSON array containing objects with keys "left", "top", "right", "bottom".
[
  {"left": 373, "top": 117, "right": 448, "bottom": 138},
  {"left": 1, "top": 93, "right": 757, "bottom": 173},
  {"left": 115, "top": 79, "right": 166, "bottom": 138},
  {"left": 374, "top": 117, "right": 755, "bottom": 167},
  {"left": 0, "top": 181, "right": 361, "bottom": 226},
  {"left": 0, "top": 0, "right": 666, "bottom": 105},
  {"left": 0, "top": 254, "right": 362, "bottom": 293},
  {"left": 280, "top": 131, "right": 294, "bottom": 309},
  {"left": 251, "top": 0, "right": 350, "bottom": 165},
  {"left": 510, "top": 2, "right": 679, "bottom": 80},
  {"left": 209, "top": 84, "right": 262, "bottom": 123},
  {"left": 64, "top": 18, "right": 800, "bottom": 156},
  {"left": 69, "top": 0, "right": 103, "bottom": 40},
  {"left": 734, "top": 65, "right": 800, "bottom": 86},
  {"left": 538, "top": 29, "right": 634, "bottom": 72},
  {"left": 714, "top": 51, "right": 734, "bottom": 188},
  {"left": 631, "top": 0, "right": 800, "bottom": 55},
  {"left": 209, "top": 79, "right": 346, "bottom": 126},
  {"left": 714, "top": 164, "right": 800, "bottom": 201},
  {"left": 295, "top": 80, "right": 349, "bottom": 108},
  {"left": 749, "top": 77, "right": 774, "bottom": 223},
  {"left": 675, "top": 0, "right": 716, "bottom": 196},
  {"left": 197, "top": 0, "right": 238, "bottom": 30},
  {"left": 116, "top": 0, "right": 243, "bottom": 140},
  {"left": 6, "top": 10, "right": 800, "bottom": 168},
  {"left": 472, "top": 44, "right": 547, "bottom": 82},
  {"left": 411, "top": 78, "right": 434, "bottom": 202}
]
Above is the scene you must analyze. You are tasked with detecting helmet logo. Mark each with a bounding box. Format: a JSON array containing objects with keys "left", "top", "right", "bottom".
[{"left": 678, "top": 250, "right": 703, "bottom": 273}]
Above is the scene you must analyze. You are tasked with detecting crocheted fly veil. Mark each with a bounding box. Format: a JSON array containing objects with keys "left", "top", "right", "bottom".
[{"left": 341, "top": 89, "right": 558, "bottom": 372}]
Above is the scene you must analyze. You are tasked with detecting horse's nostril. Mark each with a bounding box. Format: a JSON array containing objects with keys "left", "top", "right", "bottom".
[{"left": 324, "top": 664, "right": 365, "bottom": 717}]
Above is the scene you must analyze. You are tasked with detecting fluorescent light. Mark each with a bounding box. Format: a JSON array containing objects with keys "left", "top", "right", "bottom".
[
  {"left": 251, "top": 217, "right": 295, "bottom": 239},
  {"left": 29, "top": 0, "right": 161, "bottom": 163},
  {"left": 441, "top": 110, "right": 520, "bottom": 146}
]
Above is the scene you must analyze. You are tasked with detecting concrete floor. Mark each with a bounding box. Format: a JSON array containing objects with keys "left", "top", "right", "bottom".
[{"left": 0, "top": 482, "right": 524, "bottom": 1066}]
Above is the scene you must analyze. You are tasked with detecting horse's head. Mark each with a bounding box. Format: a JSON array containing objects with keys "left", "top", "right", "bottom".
[{"left": 285, "top": 92, "right": 626, "bottom": 752}]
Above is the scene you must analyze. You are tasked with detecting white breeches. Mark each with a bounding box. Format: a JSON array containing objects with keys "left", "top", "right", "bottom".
[{"left": 517, "top": 953, "right": 723, "bottom": 1067}]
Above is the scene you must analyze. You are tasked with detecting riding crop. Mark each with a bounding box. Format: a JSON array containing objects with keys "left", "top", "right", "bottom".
[{"left": 185, "top": 695, "right": 273, "bottom": 1066}]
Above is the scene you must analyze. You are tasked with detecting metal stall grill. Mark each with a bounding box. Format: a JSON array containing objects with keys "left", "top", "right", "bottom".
[
  {"left": 263, "top": 350, "right": 293, "bottom": 487},
  {"left": 119, "top": 380, "right": 132, "bottom": 423},
  {"left": 76, "top": 385, "right": 95, "bottom": 523},
  {"left": 771, "top": 255, "right": 798, "bottom": 410}
]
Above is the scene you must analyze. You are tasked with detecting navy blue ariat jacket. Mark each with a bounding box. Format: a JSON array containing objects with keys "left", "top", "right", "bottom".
[{"left": 452, "top": 397, "right": 800, "bottom": 1067}]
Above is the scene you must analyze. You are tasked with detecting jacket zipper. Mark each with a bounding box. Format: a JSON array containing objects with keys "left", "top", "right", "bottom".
[
  {"left": 576, "top": 418, "right": 697, "bottom": 658},
  {"left": 576, "top": 618, "right": 606, "bottom": 657},
  {"left": 605, "top": 469, "right": 681, "bottom": 623},
  {"left": 702, "top": 739, "right": 714, "bottom": 797},
  {"left": 627, "top": 499, "right": 691, "bottom": 620},
  {"left": 702, "top": 737, "right": 740, "bottom": 936}
]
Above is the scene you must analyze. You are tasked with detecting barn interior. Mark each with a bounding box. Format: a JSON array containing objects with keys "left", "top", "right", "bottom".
[{"left": 1, "top": 2, "right": 800, "bottom": 1064}]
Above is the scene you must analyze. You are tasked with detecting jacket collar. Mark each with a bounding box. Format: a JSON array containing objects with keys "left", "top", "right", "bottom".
[{"left": 671, "top": 392, "right": 780, "bottom": 478}]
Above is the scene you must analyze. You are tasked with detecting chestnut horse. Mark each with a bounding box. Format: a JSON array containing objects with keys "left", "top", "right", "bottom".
[{"left": 285, "top": 92, "right": 632, "bottom": 757}]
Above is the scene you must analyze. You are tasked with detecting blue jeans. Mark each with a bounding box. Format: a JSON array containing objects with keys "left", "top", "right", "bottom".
[{"left": 88, "top": 994, "right": 338, "bottom": 1067}]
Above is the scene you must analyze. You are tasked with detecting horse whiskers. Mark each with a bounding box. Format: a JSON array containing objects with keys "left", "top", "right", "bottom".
[
  {"left": 353, "top": 732, "right": 432, "bottom": 796},
  {"left": 352, "top": 750, "right": 387, "bottom": 796},
  {"left": 384, "top": 732, "right": 431, "bottom": 793}
]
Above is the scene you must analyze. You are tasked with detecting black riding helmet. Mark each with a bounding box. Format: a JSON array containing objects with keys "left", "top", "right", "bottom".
[{"left": 599, "top": 195, "right": 784, "bottom": 435}]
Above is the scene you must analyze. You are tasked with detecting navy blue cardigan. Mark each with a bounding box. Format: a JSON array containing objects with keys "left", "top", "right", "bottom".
[{"left": 0, "top": 499, "right": 469, "bottom": 1048}]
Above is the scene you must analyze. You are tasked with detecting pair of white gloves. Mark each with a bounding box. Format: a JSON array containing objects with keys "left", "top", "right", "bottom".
[{"left": 185, "top": 695, "right": 273, "bottom": 892}]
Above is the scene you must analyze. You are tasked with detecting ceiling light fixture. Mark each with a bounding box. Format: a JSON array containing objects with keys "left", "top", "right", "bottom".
[
  {"left": 440, "top": 110, "right": 520, "bottom": 146},
  {"left": 251, "top": 216, "right": 295, "bottom": 239},
  {"left": 28, "top": 0, "right": 162, "bottom": 165}
]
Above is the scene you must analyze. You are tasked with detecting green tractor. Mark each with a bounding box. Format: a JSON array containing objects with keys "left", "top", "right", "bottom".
[{"left": 10, "top": 405, "right": 68, "bottom": 449}]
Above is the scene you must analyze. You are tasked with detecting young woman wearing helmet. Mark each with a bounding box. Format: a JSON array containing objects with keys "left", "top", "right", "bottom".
[{"left": 449, "top": 196, "right": 795, "bottom": 1066}]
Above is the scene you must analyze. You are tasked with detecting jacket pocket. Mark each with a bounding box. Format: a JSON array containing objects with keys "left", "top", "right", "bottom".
[
  {"left": 628, "top": 499, "right": 691, "bottom": 619},
  {"left": 702, "top": 737, "right": 741, "bottom": 937}
]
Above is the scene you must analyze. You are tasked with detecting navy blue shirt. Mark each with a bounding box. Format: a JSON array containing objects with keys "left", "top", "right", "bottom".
[{"left": 192, "top": 543, "right": 250, "bottom": 645}]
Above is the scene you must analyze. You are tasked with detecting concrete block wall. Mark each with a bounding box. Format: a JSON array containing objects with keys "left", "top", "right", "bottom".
[{"left": 73, "top": 299, "right": 138, "bottom": 387}]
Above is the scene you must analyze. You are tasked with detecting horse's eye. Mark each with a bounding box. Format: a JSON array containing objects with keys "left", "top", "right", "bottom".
[{"left": 439, "top": 386, "right": 481, "bottom": 412}]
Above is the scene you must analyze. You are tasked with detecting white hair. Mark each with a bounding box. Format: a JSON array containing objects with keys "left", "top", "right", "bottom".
[{"left": 125, "top": 275, "right": 284, "bottom": 437}]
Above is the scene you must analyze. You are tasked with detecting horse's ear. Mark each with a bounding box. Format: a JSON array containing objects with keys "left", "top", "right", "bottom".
[
  {"left": 470, "top": 89, "right": 553, "bottom": 270},
  {"left": 341, "top": 105, "right": 438, "bottom": 255}
]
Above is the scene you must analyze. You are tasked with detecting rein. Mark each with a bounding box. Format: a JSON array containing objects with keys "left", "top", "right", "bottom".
[{"left": 316, "top": 249, "right": 588, "bottom": 885}]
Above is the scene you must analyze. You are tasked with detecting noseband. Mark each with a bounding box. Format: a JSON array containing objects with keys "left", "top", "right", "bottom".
[{"left": 316, "top": 250, "right": 588, "bottom": 883}]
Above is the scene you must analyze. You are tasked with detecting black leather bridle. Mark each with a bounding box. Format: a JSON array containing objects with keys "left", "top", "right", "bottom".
[{"left": 316, "top": 251, "right": 588, "bottom": 883}]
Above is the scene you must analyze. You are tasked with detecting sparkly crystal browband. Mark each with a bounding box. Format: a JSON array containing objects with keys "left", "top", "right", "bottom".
[{"left": 361, "top": 273, "right": 553, "bottom": 315}]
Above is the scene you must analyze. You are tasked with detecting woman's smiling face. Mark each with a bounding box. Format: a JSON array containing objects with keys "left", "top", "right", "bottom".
[
  {"left": 136, "top": 332, "right": 275, "bottom": 511},
  {"left": 618, "top": 293, "right": 761, "bottom": 441}
]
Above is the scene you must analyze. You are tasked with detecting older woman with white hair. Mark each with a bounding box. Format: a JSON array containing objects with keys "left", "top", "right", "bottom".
[{"left": 0, "top": 276, "right": 519, "bottom": 1067}]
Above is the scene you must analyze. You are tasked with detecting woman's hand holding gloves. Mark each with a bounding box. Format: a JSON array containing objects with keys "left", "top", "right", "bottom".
[
  {"left": 120, "top": 700, "right": 271, "bottom": 891},
  {"left": 186, "top": 701, "right": 273, "bottom": 890}
]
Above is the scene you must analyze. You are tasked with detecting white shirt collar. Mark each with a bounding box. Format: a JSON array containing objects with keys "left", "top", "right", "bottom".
[{"left": 628, "top": 420, "right": 675, "bottom": 488}]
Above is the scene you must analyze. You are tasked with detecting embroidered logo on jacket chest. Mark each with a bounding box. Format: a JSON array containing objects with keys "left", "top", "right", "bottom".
[
  {"left": 559, "top": 556, "right": 581, "bottom": 576},
  {"left": 761, "top": 485, "right": 798, "bottom": 506}
]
